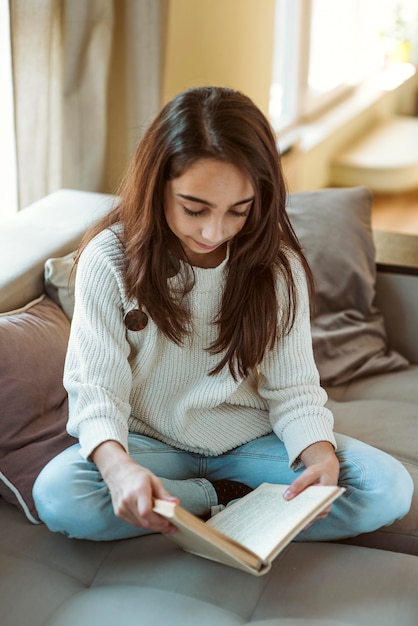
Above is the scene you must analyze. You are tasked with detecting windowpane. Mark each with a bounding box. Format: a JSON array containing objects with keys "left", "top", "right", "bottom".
[
  {"left": 308, "top": 0, "right": 416, "bottom": 106},
  {"left": 270, "top": 0, "right": 418, "bottom": 127}
]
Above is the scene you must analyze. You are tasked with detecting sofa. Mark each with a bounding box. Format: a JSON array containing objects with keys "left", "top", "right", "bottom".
[{"left": 1, "top": 187, "right": 418, "bottom": 626}]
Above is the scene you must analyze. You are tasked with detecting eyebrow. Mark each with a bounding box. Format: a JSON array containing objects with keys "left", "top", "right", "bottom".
[{"left": 176, "top": 193, "right": 254, "bottom": 208}]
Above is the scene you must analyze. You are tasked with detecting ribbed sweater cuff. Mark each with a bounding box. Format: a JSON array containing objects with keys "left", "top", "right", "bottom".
[
  {"left": 77, "top": 419, "right": 129, "bottom": 460},
  {"left": 279, "top": 416, "right": 337, "bottom": 470}
]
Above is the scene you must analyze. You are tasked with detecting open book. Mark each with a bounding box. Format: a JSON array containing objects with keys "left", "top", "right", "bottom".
[{"left": 154, "top": 482, "right": 345, "bottom": 576}]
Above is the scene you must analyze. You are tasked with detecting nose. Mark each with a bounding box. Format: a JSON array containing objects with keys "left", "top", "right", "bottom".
[{"left": 201, "top": 217, "right": 224, "bottom": 243}]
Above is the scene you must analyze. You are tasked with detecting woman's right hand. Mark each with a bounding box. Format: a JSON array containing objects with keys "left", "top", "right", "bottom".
[{"left": 92, "top": 440, "right": 178, "bottom": 533}]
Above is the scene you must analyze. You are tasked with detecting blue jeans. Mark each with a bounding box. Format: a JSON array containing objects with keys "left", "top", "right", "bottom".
[{"left": 33, "top": 432, "right": 413, "bottom": 541}]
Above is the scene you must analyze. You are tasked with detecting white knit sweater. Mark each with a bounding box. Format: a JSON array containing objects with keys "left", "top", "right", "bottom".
[{"left": 64, "top": 227, "right": 336, "bottom": 467}]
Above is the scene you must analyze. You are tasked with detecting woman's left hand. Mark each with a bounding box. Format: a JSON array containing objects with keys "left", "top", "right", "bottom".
[{"left": 283, "top": 441, "right": 340, "bottom": 526}]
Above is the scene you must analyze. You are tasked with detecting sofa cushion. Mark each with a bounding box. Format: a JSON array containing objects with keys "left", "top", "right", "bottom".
[
  {"left": 0, "top": 295, "right": 75, "bottom": 523},
  {"left": 2, "top": 498, "right": 418, "bottom": 626},
  {"left": 0, "top": 190, "right": 117, "bottom": 314},
  {"left": 287, "top": 186, "right": 409, "bottom": 386}
]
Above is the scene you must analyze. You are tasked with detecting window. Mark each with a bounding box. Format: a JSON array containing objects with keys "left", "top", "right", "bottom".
[{"left": 270, "top": 0, "right": 418, "bottom": 134}]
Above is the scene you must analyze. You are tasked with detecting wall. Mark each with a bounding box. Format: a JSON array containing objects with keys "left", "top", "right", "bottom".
[{"left": 162, "top": 0, "right": 276, "bottom": 116}]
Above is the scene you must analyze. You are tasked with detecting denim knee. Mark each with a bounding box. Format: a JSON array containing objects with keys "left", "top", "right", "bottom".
[
  {"left": 33, "top": 451, "right": 81, "bottom": 536},
  {"left": 33, "top": 447, "right": 111, "bottom": 539},
  {"left": 377, "top": 456, "right": 414, "bottom": 524},
  {"left": 341, "top": 449, "right": 414, "bottom": 532},
  {"left": 336, "top": 434, "right": 413, "bottom": 522}
]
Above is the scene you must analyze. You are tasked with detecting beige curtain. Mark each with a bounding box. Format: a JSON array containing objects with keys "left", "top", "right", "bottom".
[{"left": 10, "top": 0, "right": 167, "bottom": 210}]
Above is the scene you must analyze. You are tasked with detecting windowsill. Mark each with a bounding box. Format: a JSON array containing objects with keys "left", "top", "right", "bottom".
[
  {"left": 279, "top": 63, "right": 417, "bottom": 156},
  {"left": 374, "top": 229, "right": 418, "bottom": 274},
  {"left": 278, "top": 63, "right": 418, "bottom": 191}
]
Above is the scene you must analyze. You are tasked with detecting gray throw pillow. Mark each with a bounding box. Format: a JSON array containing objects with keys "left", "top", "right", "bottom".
[{"left": 287, "top": 186, "right": 409, "bottom": 386}]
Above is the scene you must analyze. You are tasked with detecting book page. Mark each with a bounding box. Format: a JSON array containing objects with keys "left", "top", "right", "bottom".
[
  {"left": 153, "top": 498, "right": 265, "bottom": 573},
  {"left": 154, "top": 483, "right": 344, "bottom": 574},
  {"left": 207, "top": 483, "right": 343, "bottom": 561}
]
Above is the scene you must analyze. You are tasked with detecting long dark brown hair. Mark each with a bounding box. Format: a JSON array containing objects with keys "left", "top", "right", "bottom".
[{"left": 80, "top": 86, "right": 313, "bottom": 379}]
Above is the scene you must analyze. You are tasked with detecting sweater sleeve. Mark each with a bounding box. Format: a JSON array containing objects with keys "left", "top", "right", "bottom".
[
  {"left": 64, "top": 230, "right": 133, "bottom": 459},
  {"left": 257, "top": 253, "right": 336, "bottom": 468}
]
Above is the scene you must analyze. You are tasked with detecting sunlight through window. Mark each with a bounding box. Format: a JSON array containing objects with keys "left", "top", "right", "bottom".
[{"left": 270, "top": 0, "right": 418, "bottom": 130}]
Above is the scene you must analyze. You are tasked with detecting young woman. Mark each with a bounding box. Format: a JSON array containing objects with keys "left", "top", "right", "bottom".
[{"left": 33, "top": 86, "right": 413, "bottom": 541}]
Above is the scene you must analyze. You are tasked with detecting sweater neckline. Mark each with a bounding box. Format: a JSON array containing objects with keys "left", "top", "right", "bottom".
[{"left": 169, "top": 251, "right": 229, "bottom": 293}]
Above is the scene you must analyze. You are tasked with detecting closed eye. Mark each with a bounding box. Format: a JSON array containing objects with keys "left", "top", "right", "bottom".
[
  {"left": 183, "top": 206, "right": 249, "bottom": 218},
  {"left": 229, "top": 209, "right": 250, "bottom": 218},
  {"left": 183, "top": 206, "right": 205, "bottom": 217}
]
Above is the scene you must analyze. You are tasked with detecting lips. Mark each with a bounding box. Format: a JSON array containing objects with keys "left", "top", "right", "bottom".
[{"left": 192, "top": 240, "right": 222, "bottom": 251}]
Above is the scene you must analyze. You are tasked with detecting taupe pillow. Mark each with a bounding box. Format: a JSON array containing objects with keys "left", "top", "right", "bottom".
[
  {"left": 0, "top": 296, "right": 75, "bottom": 522},
  {"left": 287, "top": 187, "right": 409, "bottom": 386}
]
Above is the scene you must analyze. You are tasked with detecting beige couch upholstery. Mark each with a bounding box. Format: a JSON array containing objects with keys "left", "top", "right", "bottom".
[{"left": 1, "top": 189, "right": 418, "bottom": 626}]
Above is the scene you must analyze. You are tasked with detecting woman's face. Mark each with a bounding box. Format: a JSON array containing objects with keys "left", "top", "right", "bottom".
[{"left": 164, "top": 158, "right": 254, "bottom": 268}]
